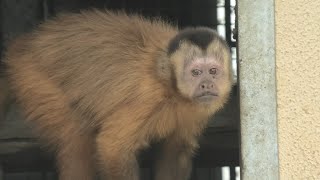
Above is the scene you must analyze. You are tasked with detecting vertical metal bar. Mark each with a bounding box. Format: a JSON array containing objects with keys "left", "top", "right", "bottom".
[
  {"left": 225, "top": 0, "right": 232, "bottom": 45},
  {"left": 42, "top": 0, "right": 50, "bottom": 21},
  {"left": 237, "top": 0, "right": 279, "bottom": 179},
  {"left": 230, "top": 166, "right": 236, "bottom": 180},
  {"left": 0, "top": 0, "right": 3, "bottom": 59},
  {"left": 0, "top": 163, "right": 4, "bottom": 180},
  {"left": 213, "top": 167, "right": 222, "bottom": 180}
]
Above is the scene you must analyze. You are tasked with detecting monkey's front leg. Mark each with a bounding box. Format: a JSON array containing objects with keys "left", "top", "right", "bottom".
[
  {"left": 96, "top": 130, "right": 141, "bottom": 180},
  {"left": 154, "top": 136, "right": 198, "bottom": 180}
]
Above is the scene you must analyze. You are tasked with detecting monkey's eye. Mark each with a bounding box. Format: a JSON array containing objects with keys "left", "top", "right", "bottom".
[
  {"left": 209, "top": 68, "right": 217, "bottom": 75},
  {"left": 191, "top": 69, "right": 202, "bottom": 76}
]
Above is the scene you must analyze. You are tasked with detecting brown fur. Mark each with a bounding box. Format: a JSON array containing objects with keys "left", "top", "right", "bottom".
[{"left": 4, "top": 10, "right": 233, "bottom": 180}]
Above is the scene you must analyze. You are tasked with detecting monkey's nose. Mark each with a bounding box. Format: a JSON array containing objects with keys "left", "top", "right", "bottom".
[{"left": 200, "top": 83, "right": 214, "bottom": 90}]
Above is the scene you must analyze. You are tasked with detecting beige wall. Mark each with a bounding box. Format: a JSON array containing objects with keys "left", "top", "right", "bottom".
[{"left": 275, "top": 1, "right": 320, "bottom": 179}]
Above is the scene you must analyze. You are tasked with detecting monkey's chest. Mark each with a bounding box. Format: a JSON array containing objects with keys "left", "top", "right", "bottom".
[{"left": 150, "top": 109, "right": 209, "bottom": 141}]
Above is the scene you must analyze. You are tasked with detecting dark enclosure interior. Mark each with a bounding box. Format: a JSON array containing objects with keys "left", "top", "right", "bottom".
[{"left": 0, "top": 0, "right": 239, "bottom": 179}]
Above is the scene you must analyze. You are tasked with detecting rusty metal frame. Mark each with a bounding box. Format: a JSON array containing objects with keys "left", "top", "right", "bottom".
[{"left": 236, "top": 0, "right": 279, "bottom": 179}]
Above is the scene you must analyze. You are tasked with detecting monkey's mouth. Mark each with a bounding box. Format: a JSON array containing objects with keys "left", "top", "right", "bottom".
[
  {"left": 195, "top": 92, "right": 218, "bottom": 102},
  {"left": 198, "top": 92, "right": 218, "bottom": 97}
]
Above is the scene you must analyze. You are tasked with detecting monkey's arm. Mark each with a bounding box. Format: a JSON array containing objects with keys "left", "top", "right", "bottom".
[
  {"left": 96, "top": 130, "right": 140, "bottom": 180},
  {"left": 154, "top": 134, "right": 198, "bottom": 180},
  {"left": 95, "top": 101, "right": 155, "bottom": 180}
]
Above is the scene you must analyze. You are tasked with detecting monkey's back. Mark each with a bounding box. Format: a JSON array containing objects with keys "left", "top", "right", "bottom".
[
  {"left": 5, "top": 10, "right": 178, "bottom": 135},
  {"left": 8, "top": 10, "right": 176, "bottom": 87}
]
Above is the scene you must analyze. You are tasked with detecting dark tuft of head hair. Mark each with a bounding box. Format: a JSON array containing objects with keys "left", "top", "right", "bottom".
[{"left": 167, "top": 27, "right": 220, "bottom": 56}]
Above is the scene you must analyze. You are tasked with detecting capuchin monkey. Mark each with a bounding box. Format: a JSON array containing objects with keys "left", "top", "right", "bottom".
[{"left": 4, "top": 10, "right": 233, "bottom": 180}]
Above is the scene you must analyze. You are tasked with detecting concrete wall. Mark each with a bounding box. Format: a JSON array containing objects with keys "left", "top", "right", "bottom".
[{"left": 275, "top": 1, "right": 320, "bottom": 179}]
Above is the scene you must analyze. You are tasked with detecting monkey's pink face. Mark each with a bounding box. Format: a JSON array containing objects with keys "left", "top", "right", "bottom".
[{"left": 181, "top": 57, "right": 225, "bottom": 104}]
